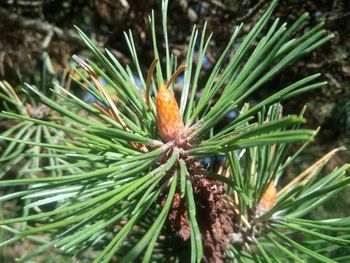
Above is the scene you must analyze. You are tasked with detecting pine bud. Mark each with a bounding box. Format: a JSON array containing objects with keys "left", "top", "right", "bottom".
[
  {"left": 259, "top": 180, "right": 277, "bottom": 211},
  {"left": 156, "top": 83, "right": 184, "bottom": 142}
]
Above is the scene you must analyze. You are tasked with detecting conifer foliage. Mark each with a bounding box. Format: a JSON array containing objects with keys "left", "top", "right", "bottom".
[{"left": 0, "top": 0, "right": 349, "bottom": 262}]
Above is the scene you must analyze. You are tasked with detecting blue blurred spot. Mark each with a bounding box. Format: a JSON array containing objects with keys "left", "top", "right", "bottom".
[
  {"left": 176, "top": 74, "right": 184, "bottom": 86},
  {"left": 132, "top": 75, "right": 143, "bottom": 89},
  {"left": 227, "top": 110, "right": 237, "bottom": 119},
  {"left": 202, "top": 55, "right": 211, "bottom": 70},
  {"left": 83, "top": 92, "right": 97, "bottom": 103},
  {"left": 83, "top": 92, "right": 107, "bottom": 108},
  {"left": 194, "top": 3, "right": 202, "bottom": 14},
  {"left": 200, "top": 156, "right": 213, "bottom": 167},
  {"left": 82, "top": 78, "right": 109, "bottom": 108},
  {"left": 216, "top": 155, "right": 225, "bottom": 162},
  {"left": 193, "top": 51, "right": 212, "bottom": 70}
]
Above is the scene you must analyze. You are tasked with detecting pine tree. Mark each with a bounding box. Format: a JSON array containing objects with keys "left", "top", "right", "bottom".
[{"left": 0, "top": 1, "right": 349, "bottom": 262}]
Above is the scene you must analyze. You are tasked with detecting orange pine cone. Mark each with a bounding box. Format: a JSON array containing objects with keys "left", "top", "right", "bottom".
[
  {"left": 259, "top": 180, "right": 277, "bottom": 210},
  {"left": 156, "top": 83, "right": 184, "bottom": 142}
]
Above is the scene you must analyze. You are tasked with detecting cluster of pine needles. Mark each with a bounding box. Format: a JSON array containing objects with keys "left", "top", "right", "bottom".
[{"left": 0, "top": 0, "right": 349, "bottom": 262}]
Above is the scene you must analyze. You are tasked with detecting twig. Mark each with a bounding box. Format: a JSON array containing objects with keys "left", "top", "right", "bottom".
[
  {"left": 0, "top": 7, "right": 136, "bottom": 66},
  {"left": 201, "top": 0, "right": 267, "bottom": 21},
  {"left": 0, "top": 7, "right": 83, "bottom": 47}
]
